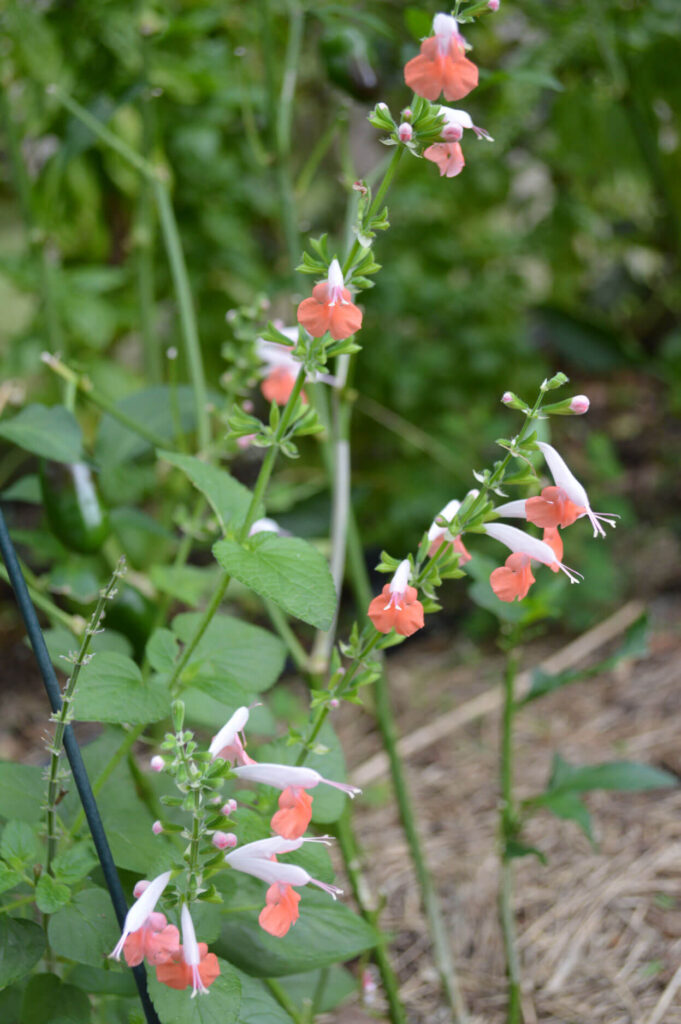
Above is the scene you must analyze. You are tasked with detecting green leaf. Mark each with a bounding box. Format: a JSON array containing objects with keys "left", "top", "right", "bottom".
[
  {"left": 67, "top": 964, "right": 137, "bottom": 996},
  {"left": 94, "top": 385, "right": 200, "bottom": 464},
  {"left": 48, "top": 888, "right": 119, "bottom": 966},
  {"left": 147, "top": 958, "right": 241, "bottom": 1024},
  {"left": 53, "top": 843, "right": 98, "bottom": 886},
  {"left": 171, "top": 612, "right": 286, "bottom": 707},
  {"left": 0, "top": 763, "right": 44, "bottom": 822},
  {"left": 150, "top": 564, "right": 221, "bottom": 606},
  {"left": 2, "top": 474, "right": 41, "bottom": 503},
  {"left": 277, "top": 967, "right": 355, "bottom": 1013},
  {"left": 71, "top": 651, "right": 169, "bottom": 724},
  {"left": 21, "top": 973, "right": 91, "bottom": 1024},
  {"left": 145, "top": 627, "right": 180, "bottom": 674},
  {"left": 213, "top": 535, "right": 336, "bottom": 630},
  {"left": 0, "top": 917, "right": 46, "bottom": 986},
  {"left": 0, "top": 404, "right": 83, "bottom": 463},
  {"left": 547, "top": 755, "right": 677, "bottom": 795},
  {"left": 537, "top": 791, "right": 593, "bottom": 842},
  {"left": 505, "top": 840, "right": 547, "bottom": 864},
  {"left": 217, "top": 887, "right": 377, "bottom": 977},
  {"left": 159, "top": 451, "right": 257, "bottom": 532},
  {"left": 234, "top": 969, "right": 291, "bottom": 1024},
  {"left": 35, "top": 873, "right": 71, "bottom": 913},
  {"left": 0, "top": 863, "right": 23, "bottom": 894},
  {"left": 0, "top": 820, "right": 41, "bottom": 867}
]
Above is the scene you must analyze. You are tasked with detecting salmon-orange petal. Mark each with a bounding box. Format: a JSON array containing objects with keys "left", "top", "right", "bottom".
[
  {"left": 146, "top": 924, "right": 181, "bottom": 966},
  {"left": 542, "top": 526, "right": 563, "bottom": 563},
  {"left": 367, "top": 584, "right": 396, "bottom": 634},
  {"left": 328, "top": 300, "right": 362, "bottom": 341},
  {"left": 490, "top": 553, "right": 535, "bottom": 602},
  {"left": 441, "top": 46, "right": 479, "bottom": 101},
  {"left": 271, "top": 787, "right": 313, "bottom": 840},
  {"left": 395, "top": 600, "right": 425, "bottom": 637},
  {"left": 526, "top": 487, "right": 585, "bottom": 530},
  {"left": 259, "top": 884, "right": 301, "bottom": 938},
  {"left": 156, "top": 944, "right": 219, "bottom": 991},
  {"left": 262, "top": 367, "right": 297, "bottom": 405},
  {"left": 123, "top": 929, "right": 146, "bottom": 968},
  {"left": 297, "top": 296, "right": 331, "bottom": 338},
  {"left": 424, "top": 142, "right": 465, "bottom": 178},
  {"left": 404, "top": 51, "right": 445, "bottom": 101}
]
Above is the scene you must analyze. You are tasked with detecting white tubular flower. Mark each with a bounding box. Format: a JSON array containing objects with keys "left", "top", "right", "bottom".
[
  {"left": 232, "top": 762, "right": 361, "bottom": 797},
  {"left": 537, "top": 442, "right": 618, "bottom": 539},
  {"left": 109, "top": 870, "right": 172, "bottom": 961},
  {"left": 483, "top": 522, "right": 583, "bottom": 583}
]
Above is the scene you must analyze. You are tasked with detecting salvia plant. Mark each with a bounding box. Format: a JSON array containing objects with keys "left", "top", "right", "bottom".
[{"left": 0, "top": 2, "right": 675, "bottom": 1024}]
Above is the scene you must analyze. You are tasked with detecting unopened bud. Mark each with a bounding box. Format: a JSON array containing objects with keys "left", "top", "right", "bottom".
[
  {"left": 501, "top": 391, "right": 529, "bottom": 412},
  {"left": 569, "top": 394, "right": 590, "bottom": 414},
  {"left": 442, "top": 122, "right": 463, "bottom": 142},
  {"left": 488, "top": 0, "right": 500, "bottom": 9},
  {"left": 330, "top": 698, "right": 340, "bottom": 709},
  {"left": 133, "top": 880, "right": 150, "bottom": 898},
  {"left": 152, "top": 820, "right": 163, "bottom": 835},
  {"left": 242, "top": 398, "right": 254, "bottom": 413},
  {"left": 401, "top": 107, "right": 413, "bottom": 122},
  {"left": 150, "top": 756, "right": 165, "bottom": 772},
  {"left": 398, "top": 123, "right": 413, "bottom": 143},
  {"left": 221, "top": 799, "right": 238, "bottom": 817},
  {"left": 212, "top": 831, "right": 237, "bottom": 850}
]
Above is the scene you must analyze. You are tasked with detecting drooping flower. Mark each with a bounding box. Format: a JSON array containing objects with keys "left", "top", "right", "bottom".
[
  {"left": 110, "top": 871, "right": 172, "bottom": 962},
  {"left": 367, "top": 559, "right": 424, "bottom": 637},
  {"left": 494, "top": 442, "right": 617, "bottom": 539},
  {"left": 225, "top": 836, "right": 342, "bottom": 938},
  {"left": 404, "top": 13, "right": 478, "bottom": 102},
  {"left": 256, "top": 330, "right": 306, "bottom": 406},
  {"left": 427, "top": 499, "right": 472, "bottom": 563},
  {"left": 232, "top": 763, "right": 361, "bottom": 840},
  {"left": 155, "top": 905, "right": 220, "bottom": 997},
  {"left": 297, "top": 259, "right": 363, "bottom": 341},
  {"left": 119, "top": 911, "right": 180, "bottom": 968},
  {"left": 424, "top": 107, "right": 493, "bottom": 179},
  {"left": 209, "top": 706, "right": 256, "bottom": 766},
  {"left": 484, "top": 521, "right": 582, "bottom": 601}
]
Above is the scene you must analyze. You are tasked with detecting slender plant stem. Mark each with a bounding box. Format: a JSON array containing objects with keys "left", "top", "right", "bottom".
[
  {"left": 0, "top": 508, "right": 160, "bottom": 1024},
  {"left": 342, "top": 147, "right": 403, "bottom": 276},
  {"left": 335, "top": 808, "right": 407, "bottom": 1024},
  {"left": 356, "top": 393, "right": 463, "bottom": 473},
  {"left": 275, "top": 0, "right": 304, "bottom": 270},
  {"left": 295, "top": 111, "right": 345, "bottom": 198},
  {"left": 49, "top": 86, "right": 210, "bottom": 451},
  {"left": 500, "top": 652, "right": 523, "bottom": 1024},
  {"left": 264, "top": 598, "right": 309, "bottom": 673},
  {"left": 0, "top": 894, "right": 36, "bottom": 916},
  {"left": 45, "top": 562, "right": 124, "bottom": 874},
  {"left": 264, "top": 978, "right": 305, "bottom": 1024},
  {"left": 136, "top": 96, "right": 160, "bottom": 382}
]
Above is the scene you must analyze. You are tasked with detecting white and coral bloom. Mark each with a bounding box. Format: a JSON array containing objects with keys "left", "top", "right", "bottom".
[
  {"left": 109, "top": 870, "right": 172, "bottom": 961},
  {"left": 537, "top": 441, "right": 618, "bottom": 538},
  {"left": 225, "top": 836, "right": 341, "bottom": 898},
  {"left": 232, "top": 762, "right": 360, "bottom": 798},
  {"left": 483, "top": 522, "right": 582, "bottom": 583},
  {"left": 209, "top": 706, "right": 254, "bottom": 765},
  {"left": 180, "top": 904, "right": 208, "bottom": 998},
  {"left": 439, "top": 106, "right": 493, "bottom": 142}
]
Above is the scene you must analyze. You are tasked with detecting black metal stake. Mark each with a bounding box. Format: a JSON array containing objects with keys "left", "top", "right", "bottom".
[{"left": 0, "top": 506, "right": 160, "bottom": 1024}]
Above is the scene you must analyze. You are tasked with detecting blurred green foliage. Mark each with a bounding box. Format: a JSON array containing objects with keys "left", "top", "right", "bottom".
[{"left": 0, "top": 0, "right": 679, "bottom": 628}]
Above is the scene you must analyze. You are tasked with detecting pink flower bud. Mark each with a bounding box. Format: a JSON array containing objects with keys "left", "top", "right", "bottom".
[
  {"left": 236, "top": 433, "right": 256, "bottom": 450},
  {"left": 133, "top": 880, "right": 150, "bottom": 898},
  {"left": 330, "top": 698, "right": 340, "bottom": 709},
  {"left": 401, "top": 107, "right": 413, "bottom": 122},
  {"left": 488, "top": 0, "right": 500, "bottom": 10},
  {"left": 212, "top": 831, "right": 237, "bottom": 850},
  {"left": 569, "top": 394, "right": 590, "bottom": 414},
  {"left": 221, "top": 799, "right": 238, "bottom": 817},
  {"left": 152, "top": 820, "right": 163, "bottom": 835},
  {"left": 242, "top": 399, "right": 254, "bottom": 413},
  {"left": 150, "top": 755, "right": 165, "bottom": 772},
  {"left": 398, "top": 123, "right": 413, "bottom": 143},
  {"left": 502, "top": 391, "right": 513, "bottom": 405},
  {"left": 442, "top": 122, "right": 463, "bottom": 142}
]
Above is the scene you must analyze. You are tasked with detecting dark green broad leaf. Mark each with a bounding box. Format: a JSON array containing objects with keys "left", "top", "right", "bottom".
[
  {"left": 48, "top": 888, "right": 119, "bottom": 967},
  {"left": 233, "top": 969, "right": 291, "bottom": 1024},
  {"left": 0, "top": 762, "right": 44, "bottom": 823},
  {"left": 2, "top": 473, "right": 41, "bottom": 503},
  {"left": 35, "top": 873, "right": 71, "bottom": 913},
  {"left": 94, "top": 385, "right": 199, "bottom": 465},
  {"left": 147, "top": 958, "right": 241, "bottom": 1024},
  {"left": 150, "top": 564, "right": 222, "bottom": 606},
  {"left": 547, "top": 755, "right": 677, "bottom": 795},
  {"left": 53, "top": 842, "right": 98, "bottom": 886},
  {"left": 171, "top": 612, "right": 285, "bottom": 707},
  {"left": 71, "top": 651, "right": 169, "bottom": 724},
  {"left": 109, "top": 506, "right": 174, "bottom": 570},
  {"left": 0, "top": 917, "right": 46, "bottom": 986},
  {"left": 213, "top": 535, "right": 336, "bottom": 630},
  {"left": 21, "top": 973, "right": 91, "bottom": 1024},
  {"left": 68, "top": 964, "right": 137, "bottom": 996},
  {"left": 0, "top": 820, "right": 41, "bottom": 867},
  {"left": 159, "top": 451, "right": 257, "bottom": 533},
  {"left": 519, "top": 614, "right": 649, "bottom": 705},
  {"left": 43, "top": 625, "right": 133, "bottom": 667},
  {"left": 278, "top": 966, "right": 355, "bottom": 1014},
  {"left": 217, "top": 885, "right": 377, "bottom": 977},
  {"left": 0, "top": 404, "right": 83, "bottom": 463},
  {"left": 0, "top": 863, "right": 23, "bottom": 894}
]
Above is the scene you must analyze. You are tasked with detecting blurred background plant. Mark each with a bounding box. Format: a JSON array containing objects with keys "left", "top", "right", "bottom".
[{"left": 0, "top": 0, "right": 679, "bottom": 634}]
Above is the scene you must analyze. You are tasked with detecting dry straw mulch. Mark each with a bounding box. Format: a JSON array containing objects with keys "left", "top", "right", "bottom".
[{"left": 333, "top": 597, "right": 681, "bottom": 1024}]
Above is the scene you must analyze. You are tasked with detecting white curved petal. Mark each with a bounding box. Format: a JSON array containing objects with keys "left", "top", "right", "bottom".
[
  {"left": 209, "top": 706, "right": 250, "bottom": 758},
  {"left": 483, "top": 522, "right": 557, "bottom": 567},
  {"left": 181, "top": 904, "right": 201, "bottom": 968},
  {"left": 536, "top": 442, "right": 590, "bottom": 508},
  {"left": 389, "top": 559, "right": 411, "bottom": 594},
  {"left": 493, "top": 499, "right": 528, "bottom": 519},
  {"left": 233, "top": 763, "right": 322, "bottom": 791}
]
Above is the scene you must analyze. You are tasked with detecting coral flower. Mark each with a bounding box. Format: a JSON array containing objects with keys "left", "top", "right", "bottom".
[
  {"left": 484, "top": 522, "right": 582, "bottom": 602},
  {"left": 155, "top": 906, "right": 219, "bottom": 997},
  {"left": 256, "top": 331, "right": 308, "bottom": 406},
  {"left": 424, "top": 107, "right": 493, "bottom": 179},
  {"left": 367, "top": 559, "right": 424, "bottom": 637},
  {"left": 427, "top": 499, "right": 472, "bottom": 563},
  {"left": 121, "top": 911, "right": 180, "bottom": 968},
  {"left": 232, "top": 763, "right": 361, "bottom": 840},
  {"left": 297, "top": 259, "right": 363, "bottom": 341},
  {"left": 110, "top": 871, "right": 172, "bottom": 963},
  {"left": 404, "top": 13, "right": 478, "bottom": 102},
  {"left": 490, "top": 553, "right": 535, "bottom": 603},
  {"left": 225, "top": 836, "right": 342, "bottom": 938},
  {"left": 494, "top": 442, "right": 617, "bottom": 539}
]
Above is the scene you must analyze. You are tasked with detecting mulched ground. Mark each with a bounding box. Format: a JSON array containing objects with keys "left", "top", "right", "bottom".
[{"left": 330, "top": 595, "right": 681, "bottom": 1023}]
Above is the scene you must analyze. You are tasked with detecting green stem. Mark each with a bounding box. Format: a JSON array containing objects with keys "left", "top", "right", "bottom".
[
  {"left": 264, "top": 978, "right": 305, "bottom": 1024},
  {"left": 275, "top": 0, "right": 304, "bottom": 270},
  {"left": 264, "top": 598, "right": 309, "bottom": 673},
  {"left": 295, "top": 111, "right": 344, "bottom": 197},
  {"left": 42, "top": 353, "right": 170, "bottom": 449},
  {"left": 49, "top": 87, "right": 210, "bottom": 451},
  {"left": 500, "top": 653, "right": 523, "bottom": 1024},
  {"left": 335, "top": 808, "right": 407, "bottom": 1024},
  {"left": 45, "top": 562, "right": 124, "bottom": 874},
  {"left": 342, "top": 147, "right": 403, "bottom": 276},
  {"left": 0, "top": 894, "right": 36, "bottom": 916}
]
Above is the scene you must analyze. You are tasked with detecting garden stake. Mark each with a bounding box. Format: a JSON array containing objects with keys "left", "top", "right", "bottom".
[{"left": 0, "top": 506, "right": 161, "bottom": 1024}]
